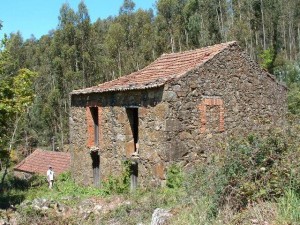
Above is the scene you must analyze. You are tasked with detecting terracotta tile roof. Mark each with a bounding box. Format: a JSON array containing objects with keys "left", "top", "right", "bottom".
[
  {"left": 71, "top": 41, "right": 237, "bottom": 95},
  {"left": 14, "top": 149, "right": 71, "bottom": 175}
]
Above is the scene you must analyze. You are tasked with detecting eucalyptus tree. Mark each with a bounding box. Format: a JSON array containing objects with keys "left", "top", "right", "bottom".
[{"left": 155, "top": 0, "right": 187, "bottom": 53}]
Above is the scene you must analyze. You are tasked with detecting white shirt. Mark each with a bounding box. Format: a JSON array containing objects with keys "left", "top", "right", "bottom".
[{"left": 47, "top": 169, "right": 54, "bottom": 181}]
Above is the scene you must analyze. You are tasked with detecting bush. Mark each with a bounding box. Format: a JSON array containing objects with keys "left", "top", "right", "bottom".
[
  {"left": 166, "top": 164, "right": 183, "bottom": 189},
  {"left": 102, "top": 160, "right": 131, "bottom": 194}
]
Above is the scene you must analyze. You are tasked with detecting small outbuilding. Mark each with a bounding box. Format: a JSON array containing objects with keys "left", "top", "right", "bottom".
[
  {"left": 14, "top": 149, "right": 71, "bottom": 176},
  {"left": 70, "top": 41, "right": 286, "bottom": 188}
]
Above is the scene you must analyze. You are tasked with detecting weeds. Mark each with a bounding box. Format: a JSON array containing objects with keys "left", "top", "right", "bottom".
[
  {"left": 102, "top": 160, "right": 131, "bottom": 194},
  {"left": 166, "top": 164, "right": 183, "bottom": 189},
  {"left": 278, "top": 189, "right": 300, "bottom": 224},
  {"left": 1, "top": 129, "right": 300, "bottom": 224}
]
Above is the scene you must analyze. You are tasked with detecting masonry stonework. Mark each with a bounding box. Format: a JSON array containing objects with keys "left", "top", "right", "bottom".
[{"left": 70, "top": 42, "right": 287, "bottom": 188}]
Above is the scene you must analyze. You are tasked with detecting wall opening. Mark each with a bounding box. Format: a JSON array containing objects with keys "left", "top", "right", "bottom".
[
  {"left": 130, "top": 162, "right": 138, "bottom": 190},
  {"left": 91, "top": 151, "right": 100, "bottom": 187},
  {"left": 90, "top": 107, "right": 99, "bottom": 146},
  {"left": 126, "top": 107, "right": 139, "bottom": 152},
  {"left": 126, "top": 107, "right": 139, "bottom": 190}
]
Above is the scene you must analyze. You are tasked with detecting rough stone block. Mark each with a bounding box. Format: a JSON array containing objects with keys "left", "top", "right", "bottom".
[
  {"left": 125, "top": 140, "right": 135, "bottom": 158},
  {"left": 154, "top": 103, "right": 168, "bottom": 120},
  {"left": 153, "top": 163, "right": 165, "bottom": 180},
  {"left": 139, "top": 107, "right": 148, "bottom": 118},
  {"left": 179, "top": 131, "right": 192, "bottom": 140},
  {"left": 165, "top": 119, "right": 180, "bottom": 132},
  {"left": 162, "top": 91, "right": 177, "bottom": 101}
]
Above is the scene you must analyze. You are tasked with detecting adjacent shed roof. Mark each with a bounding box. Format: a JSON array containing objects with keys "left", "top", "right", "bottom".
[
  {"left": 71, "top": 41, "right": 237, "bottom": 95},
  {"left": 14, "top": 149, "right": 71, "bottom": 175}
]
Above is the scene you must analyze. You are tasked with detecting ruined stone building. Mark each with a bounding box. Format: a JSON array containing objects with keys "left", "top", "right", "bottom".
[{"left": 70, "top": 41, "right": 286, "bottom": 188}]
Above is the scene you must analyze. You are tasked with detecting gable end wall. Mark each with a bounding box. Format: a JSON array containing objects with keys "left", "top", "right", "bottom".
[{"left": 162, "top": 44, "right": 287, "bottom": 166}]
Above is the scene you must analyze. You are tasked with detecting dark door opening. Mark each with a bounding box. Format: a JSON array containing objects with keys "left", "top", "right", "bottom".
[
  {"left": 91, "top": 151, "right": 100, "bottom": 187},
  {"left": 126, "top": 107, "right": 139, "bottom": 190},
  {"left": 126, "top": 107, "right": 139, "bottom": 152},
  {"left": 90, "top": 107, "right": 99, "bottom": 146}
]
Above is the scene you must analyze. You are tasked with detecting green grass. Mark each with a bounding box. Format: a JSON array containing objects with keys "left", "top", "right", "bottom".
[{"left": 278, "top": 189, "right": 300, "bottom": 224}]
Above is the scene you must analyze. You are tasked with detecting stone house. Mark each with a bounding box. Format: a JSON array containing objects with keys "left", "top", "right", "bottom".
[{"left": 70, "top": 41, "right": 286, "bottom": 188}]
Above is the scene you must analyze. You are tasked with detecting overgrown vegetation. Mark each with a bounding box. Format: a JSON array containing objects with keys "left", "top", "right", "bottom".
[
  {"left": 102, "top": 160, "right": 131, "bottom": 194},
  {"left": 170, "top": 128, "right": 300, "bottom": 224},
  {"left": 2, "top": 127, "right": 299, "bottom": 224}
]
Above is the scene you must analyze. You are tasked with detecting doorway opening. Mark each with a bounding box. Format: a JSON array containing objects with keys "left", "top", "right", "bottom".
[
  {"left": 91, "top": 151, "right": 100, "bottom": 187},
  {"left": 126, "top": 107, "right": 139, "bottom": 190}
]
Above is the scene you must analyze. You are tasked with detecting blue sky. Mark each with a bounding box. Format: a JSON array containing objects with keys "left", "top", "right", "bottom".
[{"left": 0, "top": 0, "right": 156, "bottom": 40}]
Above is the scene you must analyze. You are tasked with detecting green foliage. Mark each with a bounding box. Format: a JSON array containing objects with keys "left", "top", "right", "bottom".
[
  {"left": 259, "top": 48, "right": 274, "bottom": 72},
  {"left": 102, "top": 160, "right": 131, "bottom": 194},
  {"left": 23, "top": 172, "right": 106, "bottom": 202},
  {"left": 220, "top": 133, "right": 296, "bottom": 210},
  {"left": 12, "top": 69, "right": 37, "bottom": 112},
  {"left": 288, "top": 83, "right": 300, "bottom": 115},
  {"left": 166, "top": 164, "right": 183, "bottom": 189},
  {"left": 177, "top": 130, "right": 300, "bottom": 223},
  {"left": 278, "top": 190, "right": 300, "bottom": 224}
]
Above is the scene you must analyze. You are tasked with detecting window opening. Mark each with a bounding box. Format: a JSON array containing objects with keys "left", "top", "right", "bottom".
[
  {"left": 126, "top": 108, "right": 139, "bottom": 152},
  {"left": 90, "top": 107, "right": 99, "bottom": 145}
]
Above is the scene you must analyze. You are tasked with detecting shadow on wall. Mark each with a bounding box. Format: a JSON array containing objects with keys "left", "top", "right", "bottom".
[{"left": 70, "top": 87, "right": 164, "bottom": 108}]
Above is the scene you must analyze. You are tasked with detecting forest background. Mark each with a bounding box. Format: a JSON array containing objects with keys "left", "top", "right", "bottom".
[{"left": 1, "top": 0, "right": 300, "bottom": 167}]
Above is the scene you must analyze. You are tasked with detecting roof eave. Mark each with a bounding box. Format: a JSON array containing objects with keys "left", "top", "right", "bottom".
[{"left": 70, "top": 81, "right": 166, "bottom": 95}]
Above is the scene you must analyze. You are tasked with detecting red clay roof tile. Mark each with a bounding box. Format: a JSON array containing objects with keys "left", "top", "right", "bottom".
[
  {"left": 14, "top": 149, "right": 71, "bottom": 175},
  {"left": 71, "top": 41, "right": 237, "bottom": 95}
]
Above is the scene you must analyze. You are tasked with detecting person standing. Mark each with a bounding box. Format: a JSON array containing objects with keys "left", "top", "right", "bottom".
[{"left": 47, "top": 166, "right": 54, "bottom": 189}]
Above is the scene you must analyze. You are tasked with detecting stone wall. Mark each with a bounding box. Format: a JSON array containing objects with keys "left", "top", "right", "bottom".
[
  {"left": 70, "top": 88, "right": 169, "bottom": 187},
  {"left": 70, "top": 44, "right": 286, "bottom": 187},
  {"left": 163, "top": 44, "right": 287, "bottom": 167}
]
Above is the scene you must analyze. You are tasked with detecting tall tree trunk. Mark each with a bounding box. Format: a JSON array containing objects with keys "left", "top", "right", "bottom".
[
  {"left": 82, "top": 40, "right": 86, "bottom": 88},
  {"left": 260, "top": 0, "right": 266, "bottom": 50},
  {"left": 238, "top": 0, "right": 242, "bottom": 22},
  {"left": 171, "top": 35, "right": 175, "bottom": 53},
  {"left": 283, "top": 20, "right": 288, "bottom": 59},
  {"left": 184, "top": 29, "right": 189, "bottom": 48},
  {"left": 298, "top": 25, "right": 300, "bottom": 59},
  {"left": 118, "top": 50, "right": 122, "bottom": 77},
  {"left": 248, "top": 2, "right": 254, "bottom": 58},
  {"left": 289, "top": 21, "right": 293, "bottom": 60},
  {"left": 59, "top": 108, "right": 64, "bottom": 151},
  {"left": 216, "top": 7, "right": 222, "bottom": 39},
  {"left": 9, "top": 115, "right": 22, "bottom": 152},
  {"left": 178, "top": 35, "right": 182, "bottom": 52},
  {"left": 218, "top": 0, "right": 226, "bottom": 41}
]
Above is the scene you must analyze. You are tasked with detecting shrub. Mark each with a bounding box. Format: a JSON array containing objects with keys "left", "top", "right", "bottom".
[
  {"left": 102, "top": 160, "right": 131, "bottom": 194},
  {"left": 218, "top": 130, "right": 300, "bottom": 212},
  {"left": 166, "top": 164, "right": 183, "bottom": 189}
]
